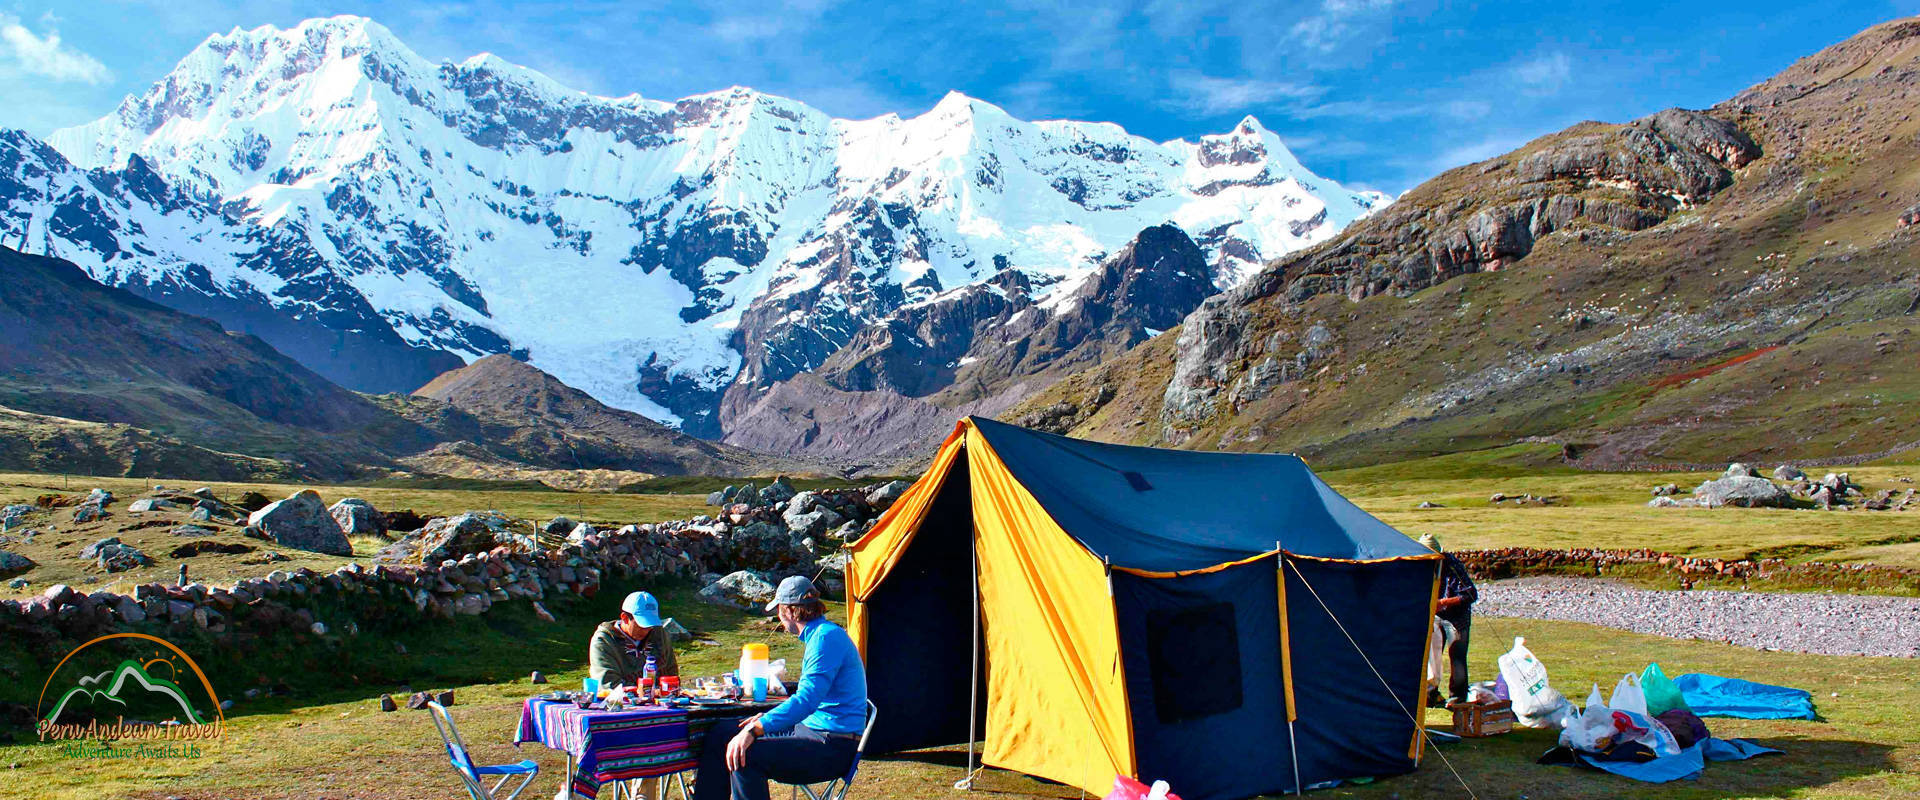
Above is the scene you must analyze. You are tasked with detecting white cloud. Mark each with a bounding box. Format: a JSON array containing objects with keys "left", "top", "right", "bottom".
[
  {"left": 1166, "top": 72, "right": 1324, "bottom": 115},
  {"left": 0, "top": 13, "right": 112, "bottom": 85},
  {"left": 1289, "top": 0, "right": 1399, "bottom": 52},
  {"left": 1513, "top": 52, "right": 1572, "bottom": 93}
]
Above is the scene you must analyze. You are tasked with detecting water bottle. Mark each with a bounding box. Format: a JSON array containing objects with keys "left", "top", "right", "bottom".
[{"left": 642, "top": 652, "right": 658, "bottom": 703}]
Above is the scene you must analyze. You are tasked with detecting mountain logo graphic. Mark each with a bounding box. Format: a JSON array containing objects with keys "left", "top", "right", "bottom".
[
  {"left": 43, "top": 659, "right": 209, "bottom": 725},
  {"left": 37, "top": 633, "right": 225, "bottom": 731}
]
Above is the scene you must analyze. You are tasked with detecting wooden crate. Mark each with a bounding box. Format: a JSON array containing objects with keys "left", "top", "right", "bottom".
[{"left": 1446, "top": 699, "right": 1515, "bottom": 737}]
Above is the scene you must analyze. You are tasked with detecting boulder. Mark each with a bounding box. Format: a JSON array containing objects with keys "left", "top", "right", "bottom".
[
  {"left": 1, "top": 504, "right": 32, "bottom": 520},
  {"left": 662, "top": 617, "right": 691, "bottom": 640},
  {"left": 0, "top": 550, "right": 34, "bottom": 578},
  {"left": 706, "top": 490, "right": 728, "bottom": 507},
  {"left": 786, "top": 491, "right": 820, "bottom": 516},
  {"left": 1651, "top": 484, "right": 1680, "bottom": 497},
  {"left": 567, "top": 522, "right": 599, "bottom": 543},
  {"left": 1646, "top": 496, "right": 1697, "bottom": 508},
  {"left": 379, "top": 694, "right": 398, "bottom": 712},
  {"left": 128, "top": 498, "right": 176, "bottom": 512},
  {"left": 544, "top": 516, "right": 576, "bottom": 535},
  {"left": 1692, "top": 476, "right": 1793, "bottom": 508},
  {"left": 698, "top": 570, "right": 776, "bottom": 611},
  {"left": 784, "top": 505, "right": 845, "bottom": 539},
  {"left": 71, "top": 504, "right": 107, "bottom": 523},
  {"left": 329, "top": 498, "right": 386, "bottom": 538},
  {"left": 1772, "top": 465, "right": 1806, "bottom": 481},
  {"left": 865, "top": 480, "right": 912, "bottom": 510},
  {"left": 236, "top": 491, "right": 272, "bottom": 512},
  {"left": 80, "top": 539, "right": 151, "bottom": 573},
  {"left": 84, "top": 488, "right": 112, "bottom": 506},
  {"left": 375, "top": 512, "right": 536, "bottom": 566},
  {"left": 249, "top": 490, "right": 352, "bottom": 555},
  {"left": 1723, "top": 463, "right": 1760, "bottom": 479},
  {"left": 758, "top": 477, "right": 797, "bottom": 506}
]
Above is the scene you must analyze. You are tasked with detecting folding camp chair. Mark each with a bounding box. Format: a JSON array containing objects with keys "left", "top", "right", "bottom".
[
  {"left": 781, "top": 701, "right": 878, "bottom": 800},
  {"left": 428, "top": 701, "right": 541, "bottom": 800}
]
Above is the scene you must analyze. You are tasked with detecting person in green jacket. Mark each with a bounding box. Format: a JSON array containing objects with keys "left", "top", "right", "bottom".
[{"left": 589, "top": 590, "right": 678, "bottom": 689}]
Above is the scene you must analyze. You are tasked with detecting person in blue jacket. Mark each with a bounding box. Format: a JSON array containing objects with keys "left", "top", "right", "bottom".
[{"left": 695, "top": 575, "right": 869, "bottom": 800}]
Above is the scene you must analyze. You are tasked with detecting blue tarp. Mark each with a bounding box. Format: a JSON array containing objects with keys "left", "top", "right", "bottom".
[
  {"left": 1674, "top": 674, "right": 1817, "bottom": 720},
  {"left": 1575, "top": 738, "right": 1782, "bottom": 783}
]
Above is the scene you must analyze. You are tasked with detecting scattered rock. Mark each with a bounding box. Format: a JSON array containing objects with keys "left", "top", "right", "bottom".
[
  {"left": 663, "top": 617, "right": 691, "bottom": 640},
  {"left": 531, "top": 601, "right": 556, "bottom": 624},
  {"left": 1416, "top": 500, "right": 1444, "bottom": 509},
  {"left": 1772, "top": 465, "right": 1806, "bottom": 481},
  {"left": 530, "top": 671, "right": 547, "bottom": 685},
  {"left": 379, "top": 694, "right": 398, "bottom": 712},
  {"left": 248, "top": 490, "right": 352, "bottom": 556},
  {"left": 1723, "top": 462, "right": 1760, "bottom": 479},
  {"left": 406, "top": 692, "right": 433, "bottom": 710},
  {"left": 0, "top": 550, "right": 34, "bottom": 578},
  {"left": 329, "top": 498, "right": 386, "bottom": 538},
  {"left": 236, "top": 491, "right": 272, "bottom": 512},
  {"left": 310, "top": 622, "right": 328, "bottom": 636},
  {"left": 127, "top": 498, "right": 177, "bottom": 513},
  {"left": 1651, "top": 484, "right": 1681, "bottom": 497},
  {"left": 434, "top": 690, "right": 455, "bottom": 707},
  {"left": 758, "top": 477, "right": 797, "bottom": 506},
  {"left": 865, "top": 480, "right": 911, "bottom": 511},
  {"left": 544, "top": 516, "right": 576, "bottom": 535},
  {"left": 699, "top": 570, "right": 776, "bottom": 611},
  {"left": 80, "top": 538, "right": 151, "bottom": 572}
]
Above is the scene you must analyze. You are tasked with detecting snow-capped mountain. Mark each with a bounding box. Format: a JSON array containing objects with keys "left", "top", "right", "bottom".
[{"left": 17, "top": 15, "right": 1386, "bottom": 438}]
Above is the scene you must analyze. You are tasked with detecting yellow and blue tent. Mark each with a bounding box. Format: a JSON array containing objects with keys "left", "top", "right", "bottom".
[{"left": 848, "top": 417, "right": 1441, "bottom": 800}]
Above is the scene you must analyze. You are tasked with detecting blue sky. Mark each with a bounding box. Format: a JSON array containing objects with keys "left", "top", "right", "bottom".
[{"left": 6, "top": 0, "right": 1920, "bottom": 193}]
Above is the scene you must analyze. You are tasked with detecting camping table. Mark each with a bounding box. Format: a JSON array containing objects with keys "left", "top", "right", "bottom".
[
  {"left": 515, "top": 697, "right": 780, "bottom": 799},
  {"left": 516, "top": 698, "right": 697, "bottom": 799}
]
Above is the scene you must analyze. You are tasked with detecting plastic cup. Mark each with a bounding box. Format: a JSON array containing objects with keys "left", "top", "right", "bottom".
[
  {"left": 583, "top": 677, "right": 600, "bottom": 696},
  {"left": 753, "top": 677, "right": 768, "bottom": 702}
]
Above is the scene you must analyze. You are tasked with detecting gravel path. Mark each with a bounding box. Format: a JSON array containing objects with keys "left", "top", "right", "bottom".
[{"left": 1476, "top": 577, "right": 1920, "bottom": 658}]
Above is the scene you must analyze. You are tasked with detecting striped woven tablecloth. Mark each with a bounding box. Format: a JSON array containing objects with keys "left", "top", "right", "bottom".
[{"left": 515, "top": 699, "right": 695, "bottom": 799}]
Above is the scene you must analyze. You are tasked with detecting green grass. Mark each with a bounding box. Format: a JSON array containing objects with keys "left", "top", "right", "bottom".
[
  {"left": 1320, "top": 446, "right": 1920, "bottom": 575},
  {"left": 2, "top": 596, "right": 1913, "bottom": 800},
  {"left": 613, "top": 475, "right": 915, "bottom": 495}
]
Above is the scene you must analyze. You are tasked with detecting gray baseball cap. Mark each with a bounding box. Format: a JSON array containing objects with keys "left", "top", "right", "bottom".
[{"left": 765, "top": 575, "right": 820, "bottom": 612}]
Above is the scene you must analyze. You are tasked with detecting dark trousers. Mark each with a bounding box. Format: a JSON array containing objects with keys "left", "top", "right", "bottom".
[
  {"left": 1442, "top": 612, "right": 1472, "bottom": 702},
  {"left": 694, "top": 719, "right": 857, "bottom": 800}
]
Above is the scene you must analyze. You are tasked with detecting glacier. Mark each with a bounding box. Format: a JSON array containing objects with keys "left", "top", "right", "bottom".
[{"left": 21, "top": 14, "right": 1387, "bottom": 435}]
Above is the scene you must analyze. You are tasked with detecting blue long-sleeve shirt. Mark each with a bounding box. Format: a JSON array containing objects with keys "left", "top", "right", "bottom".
[{"left": 758, "top": 618, "right": 868, "bottom": 735}]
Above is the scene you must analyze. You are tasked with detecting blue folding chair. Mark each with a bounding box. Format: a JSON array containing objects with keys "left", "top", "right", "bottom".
[
  {"left": 428, "top": 701, "right": 541, "bottom": 800},
  {"left": 783, "top": 701, "right": 878, "bottom": 800}
]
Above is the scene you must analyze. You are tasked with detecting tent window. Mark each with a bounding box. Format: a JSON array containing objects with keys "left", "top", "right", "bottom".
[{"left": 1145, "top": 602, "right": 1243, "bottom": 723}]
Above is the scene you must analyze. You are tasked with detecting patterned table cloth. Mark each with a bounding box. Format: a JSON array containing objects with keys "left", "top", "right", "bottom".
[{"left": 515, "top": 699, "right": 696, "bottom": 799}]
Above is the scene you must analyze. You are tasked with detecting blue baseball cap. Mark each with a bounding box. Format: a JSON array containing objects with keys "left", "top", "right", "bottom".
[{"left": 621, "top": 591, "right": 663, "bottom": 628}]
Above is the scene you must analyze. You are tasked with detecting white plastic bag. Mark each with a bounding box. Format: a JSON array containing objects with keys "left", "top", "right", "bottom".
[
  {"left": 1560, "top": 707, "right": 1680, "bottom": 757},
  {"left": 1609, "top": 673, "right": 1648, "bottom": 717},
  {"left": 1496, "top": 637, "right": 1572, "bottom": 728},
  {"left": 1559, "top": 703, "right": 1617, "bottom": 752}
]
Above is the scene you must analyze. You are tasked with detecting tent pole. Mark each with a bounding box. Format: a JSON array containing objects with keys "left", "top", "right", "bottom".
[
  {"left": 1279, "top": 544, "right": 1301, "bottom": 797},
  {"left": 956, "top": 526, "right": 981, "bottom": 791}
]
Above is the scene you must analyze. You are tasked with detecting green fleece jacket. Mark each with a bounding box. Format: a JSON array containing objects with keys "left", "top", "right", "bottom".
[{"left": 588, "top": 621, "right": 678, "bottom": 688}]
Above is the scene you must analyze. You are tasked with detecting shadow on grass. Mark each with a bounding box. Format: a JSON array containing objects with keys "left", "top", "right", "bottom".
[{"left": 865, "top": 733, "right": 1902, "bottom": 800}]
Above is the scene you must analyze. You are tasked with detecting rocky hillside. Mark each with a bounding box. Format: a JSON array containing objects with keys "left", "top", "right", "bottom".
[
  {"left": 0, "top": 245, "right": 436, "bottom": 477},
  {"left": 0, "top": 247, "right": 780, "bottom": 479},
  {"left": 400, "top": 355, "right": 763, "bottom": 476},
  {"left": 720, "top": 224, "right": 1214, "bottom": 465},
  {"left": 9, "top": 15, "right": 1381, "bottom": 440},
  {"left": 1012, "top": 18, "right": 1920, "bottom": 469}
]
